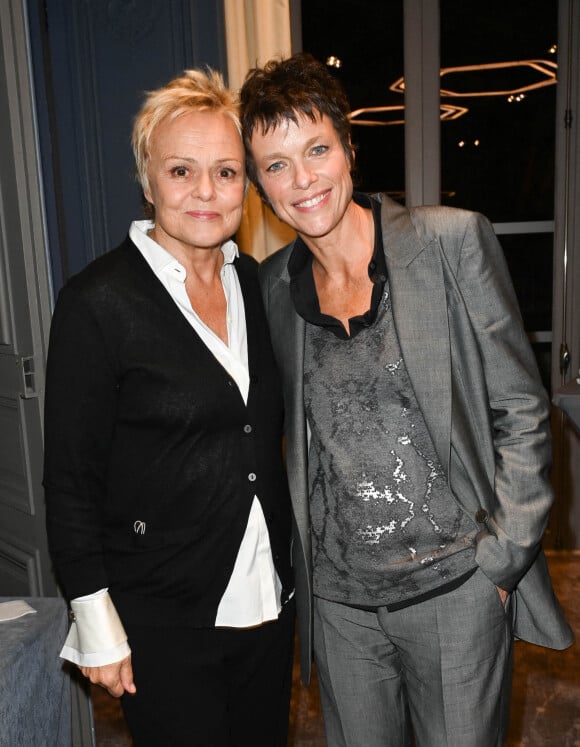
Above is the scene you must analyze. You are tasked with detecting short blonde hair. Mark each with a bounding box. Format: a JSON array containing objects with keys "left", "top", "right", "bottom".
[{"left": 132, "top": 68, "right": 240, "bottom": 196}]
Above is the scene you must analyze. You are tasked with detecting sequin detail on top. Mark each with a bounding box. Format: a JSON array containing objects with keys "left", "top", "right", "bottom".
[{"left": 304, "top": 287, "right": 477, "bottom": 608}]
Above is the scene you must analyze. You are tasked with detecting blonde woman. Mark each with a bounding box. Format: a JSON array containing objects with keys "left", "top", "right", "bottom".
[{"left": 44, "top": 69, "right": 294, "bottom": 746}]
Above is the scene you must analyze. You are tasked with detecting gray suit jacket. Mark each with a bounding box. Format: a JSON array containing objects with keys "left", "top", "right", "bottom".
[{"left": 259, "top": 194, "right": 573, "bottom": 683}]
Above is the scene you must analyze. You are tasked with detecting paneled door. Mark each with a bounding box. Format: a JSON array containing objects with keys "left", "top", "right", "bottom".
[{"left": 0, "top": 1, "right": 55, "bottom": 599}]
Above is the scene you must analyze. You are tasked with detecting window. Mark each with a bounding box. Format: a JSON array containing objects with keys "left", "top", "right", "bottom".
[{"left": 301, "top": 0, "right": 405, "bottom": 199}]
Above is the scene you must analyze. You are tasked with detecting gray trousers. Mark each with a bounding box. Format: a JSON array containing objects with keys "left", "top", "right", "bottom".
[{"left": 313, "top": 568, "right": 513, "bottom": 747}]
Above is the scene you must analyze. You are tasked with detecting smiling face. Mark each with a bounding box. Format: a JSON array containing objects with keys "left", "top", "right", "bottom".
[
  {"left": 249, "top": 112, "right": 354, "bottom": 246},
  {"left": 145, "top": 110, "right": 245, "bottom": 260}
]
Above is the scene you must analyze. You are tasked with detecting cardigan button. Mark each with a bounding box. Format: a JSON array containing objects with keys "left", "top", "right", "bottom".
[
  {"left": 248, "top": 473, "right": 256, "bottom": 482},
  {"left": 244, "top": 424, "right": 252, "bottom": 434}
]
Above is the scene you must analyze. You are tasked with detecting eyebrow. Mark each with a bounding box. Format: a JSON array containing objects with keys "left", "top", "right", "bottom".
[
  {"left": 160, "top": 154, "right": 243, "bottom": 165},
  {"left": 260, "top": 134, "right": 325, "bottom": 162}
]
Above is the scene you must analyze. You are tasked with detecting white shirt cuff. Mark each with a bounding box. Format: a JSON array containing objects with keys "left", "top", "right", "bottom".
[{"left": 60, "top": 589, "right": 130, "bottom": 667}]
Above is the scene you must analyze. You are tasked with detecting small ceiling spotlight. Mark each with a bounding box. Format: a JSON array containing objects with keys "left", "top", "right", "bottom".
[
  {"left": 507, "top": 93, "right": 526, "bottom": 103},
  {"left": 549, "top": 44, "right": 557, "bottom": 54},
  {"left": 326, "top": 55, "right": 342, "bottom": 69}
]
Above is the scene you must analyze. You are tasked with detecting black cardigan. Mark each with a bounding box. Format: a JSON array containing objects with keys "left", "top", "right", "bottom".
[{"left": 43, "top": 237, "right": 292, "bottom": 627}]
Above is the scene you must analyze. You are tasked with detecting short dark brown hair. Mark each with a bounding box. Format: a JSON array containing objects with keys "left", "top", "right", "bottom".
[{"left": 240, "top": 53, "right": 353, "bottom": 202}]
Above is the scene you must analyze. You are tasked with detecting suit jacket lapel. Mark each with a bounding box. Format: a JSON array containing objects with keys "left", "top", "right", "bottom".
[
  {"left": 379, "top": 197, "right": 452, "bottom": 469},
  {"left": 265, "top": 255, "right": 311, "bottom": 545}
]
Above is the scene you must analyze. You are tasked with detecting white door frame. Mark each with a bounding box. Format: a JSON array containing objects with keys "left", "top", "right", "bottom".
[{"left": 551, "top": 0, "right": 580, "bottom": 549}]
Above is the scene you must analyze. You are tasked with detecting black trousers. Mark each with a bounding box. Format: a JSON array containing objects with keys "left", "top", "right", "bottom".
[{"left": 120, "top": 599, "right": 295, "bottom": 747}]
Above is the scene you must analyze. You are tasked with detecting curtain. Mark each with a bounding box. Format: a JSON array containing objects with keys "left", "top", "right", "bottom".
[{"left": 223, "top": 0, "right": 297, "bottom": 260}]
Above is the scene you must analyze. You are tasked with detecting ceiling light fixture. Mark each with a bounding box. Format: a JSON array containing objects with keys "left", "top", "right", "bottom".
[
  {"left": 348, "top": 102, "right": 469, "bottom": 126},
  {"left": 390, "top": 59, "right": 557, "bottom": 98}
]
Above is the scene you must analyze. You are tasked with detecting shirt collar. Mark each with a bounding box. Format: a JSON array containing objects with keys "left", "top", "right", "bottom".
[
  {"left": 287, "top": 192, "right": 388, "bottom": 339},
  {"left": 129, "top": 220, "right": 239, "bottom": 280}
]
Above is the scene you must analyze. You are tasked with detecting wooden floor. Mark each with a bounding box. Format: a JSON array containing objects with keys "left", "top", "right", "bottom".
[{"left": 92, "top": 552, "right": 580, "bottom": 746}]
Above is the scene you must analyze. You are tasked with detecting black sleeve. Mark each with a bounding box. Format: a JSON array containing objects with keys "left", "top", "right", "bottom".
[{"left": 43, "top": 283, "right": 119, "bottom": 600}]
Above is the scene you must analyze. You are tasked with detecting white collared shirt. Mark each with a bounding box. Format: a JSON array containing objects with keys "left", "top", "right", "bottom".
[{"left": 60, "top": 222, "right": 282, "bottom": 667}]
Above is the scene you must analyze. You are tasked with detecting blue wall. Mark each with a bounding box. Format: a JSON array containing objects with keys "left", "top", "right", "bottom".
[{"left": 28, "top": 0, "right": 227, "bottom": 294}]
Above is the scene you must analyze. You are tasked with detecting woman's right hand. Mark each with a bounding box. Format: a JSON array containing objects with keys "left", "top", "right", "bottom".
[{"left": 80, "top": 654, "right": 136, "bottom": 698}]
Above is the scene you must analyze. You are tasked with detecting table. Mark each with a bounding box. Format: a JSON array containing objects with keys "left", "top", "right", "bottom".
[
  {"left": 0, "top": 597, "right": 71, "bottom": 746},
  {"left": 553, "top": 379, "right": 580, "bottom": 434}
]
